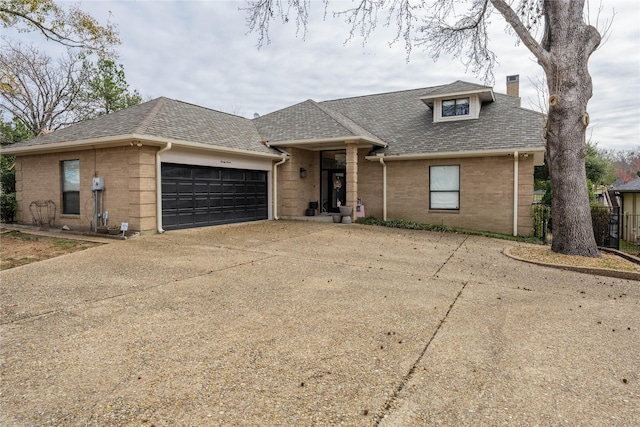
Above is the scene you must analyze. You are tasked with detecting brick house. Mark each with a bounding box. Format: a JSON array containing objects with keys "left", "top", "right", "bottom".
[{"left": 2, "top": 79, "right": 545, "bottom": 236}]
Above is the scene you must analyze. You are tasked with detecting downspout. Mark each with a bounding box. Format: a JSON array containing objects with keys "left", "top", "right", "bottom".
[
  {"left": 379, "top": 156, "right": 387, "bottom": 221},
  {"left": 156, "top": 142, "right": 172, "bottom": 233},
  {"left": 273, "top": 155, "right": 288, "bottom": 220},
  {"left": 513, "top": 151, "right": 519, "bottom": 236}
]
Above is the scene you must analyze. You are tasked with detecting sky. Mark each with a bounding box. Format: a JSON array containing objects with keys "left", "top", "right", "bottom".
[{"left": 3, "top": 0, "right": 639, "bottom": 151}]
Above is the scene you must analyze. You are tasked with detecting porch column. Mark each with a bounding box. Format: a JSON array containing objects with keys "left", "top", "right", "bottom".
[{"left": 346, "top": 143, "right": 358, "bottom": 209}]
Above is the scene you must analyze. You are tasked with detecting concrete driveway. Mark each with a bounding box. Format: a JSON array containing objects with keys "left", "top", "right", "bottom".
[{"left": 1, "top": 221, "right": 638, "bottom": 426}]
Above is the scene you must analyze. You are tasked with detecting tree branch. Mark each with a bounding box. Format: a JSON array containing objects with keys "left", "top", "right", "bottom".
[{"left": 489, "top": 0, "right": 551, "bottom": 68}]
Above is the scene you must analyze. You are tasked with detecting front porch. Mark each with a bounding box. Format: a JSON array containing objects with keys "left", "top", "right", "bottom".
[{"left": 273, "top": 141, "right": 378, "bottom": 219}]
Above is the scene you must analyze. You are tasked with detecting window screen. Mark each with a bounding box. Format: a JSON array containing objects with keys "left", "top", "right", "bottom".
[{"left": 430, "top": 165, "right": 460, "bottom": 210}]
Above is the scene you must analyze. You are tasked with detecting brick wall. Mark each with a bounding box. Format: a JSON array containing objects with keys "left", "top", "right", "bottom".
[
  {"left": 360, "top": 155, "right": 536, "bottom": 236},
  {"left": 14, "top": 145, "right": 156, "bottom": 232},
  {"left": 277, "top": 148, "right": 319, "bottom": 216}
]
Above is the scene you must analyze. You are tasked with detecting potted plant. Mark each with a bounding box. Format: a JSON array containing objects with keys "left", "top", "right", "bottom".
[
  {"left": 107, "top": 223, "right": 121, "bottom": 235},
  {"left": 339, "top": 205, "right": 353, "bottom": 216}
]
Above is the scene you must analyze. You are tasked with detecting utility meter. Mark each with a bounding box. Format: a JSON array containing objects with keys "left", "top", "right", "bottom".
[{"left": 92, "top": 177, "right": 104, "bottom": 191}]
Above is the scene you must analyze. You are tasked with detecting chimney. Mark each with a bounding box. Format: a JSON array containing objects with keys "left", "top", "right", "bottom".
[{"left": 506, "top": 74, "right": 520, "bottom": 97}]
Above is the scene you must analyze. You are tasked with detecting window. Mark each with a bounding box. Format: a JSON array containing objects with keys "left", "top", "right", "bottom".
[
  {"left": 430, "top": 165, "right": 459, "bottom": 210},
  {"left": 61, "top": 160, "right": 80, "bottom": 214},
  {"left": 442, "top": 98, "right": 469, "bottom": 117}
]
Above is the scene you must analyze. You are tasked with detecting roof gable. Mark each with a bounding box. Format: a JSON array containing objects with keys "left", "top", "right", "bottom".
[{"left": 253, "top": 99, "right": 382, "bottom": 145}]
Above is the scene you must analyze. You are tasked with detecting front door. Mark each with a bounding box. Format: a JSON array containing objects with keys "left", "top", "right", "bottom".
[
  {"left": 323, "top": 170, "right": 346, "bottom": 213},
  {"left": 321, "top": 150, "right": 347, "bottom": 213}
]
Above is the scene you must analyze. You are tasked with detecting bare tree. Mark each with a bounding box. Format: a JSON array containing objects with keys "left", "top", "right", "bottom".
[
  {"left": 0, "top": 40, "right": 92, "bottom": 135},
  {"left": 243, "top": 0, "right": 611, "bottom": 257},
  {"left": 0, "top": 0, "right": 119, "bottom": 55}
]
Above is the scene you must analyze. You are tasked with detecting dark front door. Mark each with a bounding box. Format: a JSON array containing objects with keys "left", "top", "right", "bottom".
[
  {"left": 321, "top": 150, "right": 347, "bottom": 213},
  {"left": 322, "top": 170, "right": 346, "bottom": 213},
  {"left": 161, "top": 163, "right": 268, "bottom": 230}
]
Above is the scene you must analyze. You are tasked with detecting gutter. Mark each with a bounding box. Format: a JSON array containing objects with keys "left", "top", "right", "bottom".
[
  {"left": 272, "top": 154, "right": 289, "bottom": 220},
  {"left": 270, "top": 135, "right": 387, "bottom": 149},
  {"left": 1, "top": 134, "right": 284, "bottom": 160},
  {"left": 378, "top": 155, "right": 387, "bottom": 221},
  {"left": 156, "top": 142, "right": 172, "bottom": 233},
  {"left": 513, "top": 151, "right": 519, "bottom": 237},
  {"left": 365, "top": 147, "right": 545, "bottom": 162}
]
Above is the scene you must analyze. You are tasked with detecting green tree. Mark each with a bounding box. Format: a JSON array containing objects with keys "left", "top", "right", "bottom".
[
  {"left": 585, "top": 142, "right": 616, "bottom": 186},
  {"left": 244, "top": 0, "right": 608, "bottom": 257},
  {"left": 0, "top": 114, "right": 32, "bottom": 144},
  {"left": 0, "top": 115, "right": 31, "bottom": 222},
  {"left": 86, "top": 59, "right": 142, "bottom": 116},
  {"left": 0, "top": 0, "right": 119, "bottom": 54}
]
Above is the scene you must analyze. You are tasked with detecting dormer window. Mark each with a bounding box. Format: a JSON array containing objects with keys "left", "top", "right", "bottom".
[
  {"left": 420, "top": 86, "right": 495, "bottom": 123},
  {"left": 442, "top": 98, "right": 469, "bottom": 117}
]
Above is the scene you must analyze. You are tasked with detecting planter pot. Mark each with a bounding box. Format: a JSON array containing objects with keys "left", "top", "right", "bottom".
[
  {"left": 332, "top": 214, "right": 342, "bottom": 223},
  {"left": 339, "top": 206, "right": 353, "bottom": 216}
]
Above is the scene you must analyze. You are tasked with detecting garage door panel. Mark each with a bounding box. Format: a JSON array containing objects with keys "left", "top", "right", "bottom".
[
  {"left": 194, "top": 182, "right": 209, "bottom": 194},
  {"left": 162, "top": 163, "right": 268, "bottom": 230}
]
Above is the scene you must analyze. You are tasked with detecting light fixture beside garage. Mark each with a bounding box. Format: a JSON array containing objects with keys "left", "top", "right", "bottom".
[{"left": 300, "top": 167, "right": 307, "bottom": 178}]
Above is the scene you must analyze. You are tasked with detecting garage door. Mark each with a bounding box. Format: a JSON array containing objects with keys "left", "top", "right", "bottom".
[{"left": 161, "top": 163, "right": 268, "bottom": 230}]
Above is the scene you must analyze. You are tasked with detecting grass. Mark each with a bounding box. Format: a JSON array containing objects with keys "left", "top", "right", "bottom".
[{"left": 4, "top": 231, "right": 80, "bottom": 248}]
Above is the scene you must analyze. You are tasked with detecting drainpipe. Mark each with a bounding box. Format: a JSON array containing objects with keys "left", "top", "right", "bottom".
[
  {"left": 156, "top": 142, "right": 172, "bottom": 233},
  {"left": 273, "top": 155, "right": 288, "bottom": 220},
  {"left": 513, "top": 151, "right": 519, "bottom": 236},
  {"left": 379, "top": 155, "right": 387, "bottom": 221}
]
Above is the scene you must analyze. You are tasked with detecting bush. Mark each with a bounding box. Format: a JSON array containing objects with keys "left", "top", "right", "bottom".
[
  {"left": 0, "top": 160, "right": 15, "bottom": 193},
  {"left": 0, "top": 192, "right": 17, "bottom": 223},
  {"left": 531, "top": 204, "right": 551, "bottom": 241},
  {"left": 357, "top": 216, "right": 540, "bottom": 243},
  {"left": 591, "top": 205, "right": 612, "bottom": 247}
]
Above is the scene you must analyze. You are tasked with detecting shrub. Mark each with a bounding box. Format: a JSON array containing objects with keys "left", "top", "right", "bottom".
[
  {"left": 531, "top": 204, "right": 551, "bottom": 241},
  {"left": 591, "top": 205, "right": 612, "bottom": 247},
  {"left": 0, "top": 192, "right": 17, "bottom": 223}
]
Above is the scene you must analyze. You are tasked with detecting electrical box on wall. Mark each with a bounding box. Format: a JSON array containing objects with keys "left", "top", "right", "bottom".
[{"left": 92, "top": 177, "right": 105, "bottom": 190}]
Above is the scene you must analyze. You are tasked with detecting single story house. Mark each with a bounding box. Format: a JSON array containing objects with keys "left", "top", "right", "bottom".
[
  {"left": 2, "top": 78, "right": 545, "bottom": 236},
  {"left": 613, "top": 177, "right": 640, "bottom": 243}
]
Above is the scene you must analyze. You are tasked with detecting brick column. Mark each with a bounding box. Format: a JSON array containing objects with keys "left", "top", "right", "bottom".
[{"left": 346, "top": 143, "right": 358, "bottom": 209}]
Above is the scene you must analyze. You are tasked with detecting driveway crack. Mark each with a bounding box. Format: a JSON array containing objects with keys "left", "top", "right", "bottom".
[
  {"left": 432, "top": 234, "right": 468, "bottom": 278},
  {"left": 374, "top": 280, "right": 469, "bottom": 425}
]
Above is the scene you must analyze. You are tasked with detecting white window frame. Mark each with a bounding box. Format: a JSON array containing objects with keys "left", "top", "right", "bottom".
[
  {"left": 433, "top": 94, "right": 480, "bottom": 122},
  {"left": 430, "top": 165, "right": 460, "bottom": 210},
  {"left": 61, "top": 159, "right": 80, "bottom": 215},
  {"left": 442, "top": 97, "right": 470, "bottom": 117}
]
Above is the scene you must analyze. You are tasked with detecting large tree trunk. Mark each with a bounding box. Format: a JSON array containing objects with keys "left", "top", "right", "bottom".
[{"left": 541, "top": 0, "right": 601, "bottom": 257}]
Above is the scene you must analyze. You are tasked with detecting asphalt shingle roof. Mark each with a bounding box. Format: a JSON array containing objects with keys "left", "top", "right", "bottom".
[
  {"left": 7, "top": 97, "right": 276, "bottom": 155},
  {"left": 253, "top": 99, "right": 383, "bottom": 144},
  {"left": 615, "top": 177, "right": 640, "bottom": 191},
  {"left": 254, "top": 81, "right": 544, "bottom": 155},
  {"left": 319, "top": 84, "right": 544, "bottom": 155},
  {"left": 5, "top": 81, "right": 545, "bottom": 157}
]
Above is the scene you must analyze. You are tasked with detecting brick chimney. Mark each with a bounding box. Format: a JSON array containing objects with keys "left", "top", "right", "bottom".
[{"left": 506, "top": 74, "right": 520, "bottom": 97}]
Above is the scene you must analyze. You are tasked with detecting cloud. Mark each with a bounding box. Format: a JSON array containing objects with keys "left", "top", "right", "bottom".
[{"left": 4, "top": 0, "right": 639, "bottom": 151}]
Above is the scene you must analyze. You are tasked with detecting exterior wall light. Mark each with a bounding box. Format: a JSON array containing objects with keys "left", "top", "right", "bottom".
[{"left": 300, "top": 167, "right": 307, "bottom": 178}]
